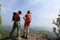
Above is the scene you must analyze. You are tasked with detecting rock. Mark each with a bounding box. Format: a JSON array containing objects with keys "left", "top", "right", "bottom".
[{"left": 1, "top": 34, "right": 52, "bottom": 40}]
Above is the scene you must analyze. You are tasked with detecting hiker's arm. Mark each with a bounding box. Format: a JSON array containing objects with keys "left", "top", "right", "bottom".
[
  {"left": 23, "top": 14, "right": 26, "bottom": 20},
  {"left": 23, "top": 17, "right": 26, "bottom": 20}
]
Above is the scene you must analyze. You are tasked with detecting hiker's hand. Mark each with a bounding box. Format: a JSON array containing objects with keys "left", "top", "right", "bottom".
[{"left": 23, "top": 17, "right": 26, "bottom": 20}]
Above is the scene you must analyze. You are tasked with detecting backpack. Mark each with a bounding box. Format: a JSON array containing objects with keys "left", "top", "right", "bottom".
[
  {"left": 12, "top": 13, "right": 20, "bottom": 21},
  {"left": 25, "top": 14, "right": 31, "bottom": 22},
  {"left": 12, "top": 12, "right": 16, "bottom": 21}
]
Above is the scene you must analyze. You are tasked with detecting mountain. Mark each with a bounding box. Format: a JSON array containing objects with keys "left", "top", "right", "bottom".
[{"left": 0, "top": 25, "right": 57, "bottom": 40}]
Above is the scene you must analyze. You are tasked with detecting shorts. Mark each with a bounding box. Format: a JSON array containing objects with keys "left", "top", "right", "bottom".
[{"left": 24, "top": 21, "right": 31, "bottom": 27}]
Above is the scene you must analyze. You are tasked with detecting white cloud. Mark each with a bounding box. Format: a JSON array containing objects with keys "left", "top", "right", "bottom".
[
  {"left": 28, "top": 0, "right": 42, "bottom": 5},
  {"left": 0, "top": 0, "right": 60, "bottom": 27},
  {"left": 21, "top": 0, "right": 42, "bottom": 10},
  {"left": 8, "top": 0, "right": 16, "bottom": 7},
  {"left": 1, "top": 7, "right": 7, "bottom": 14},
  {"left": 1, "top": 6, "right": 13, "bottom": 14},
  {"left": 0, "top": 0, "right": 17, "bottom": 14}
]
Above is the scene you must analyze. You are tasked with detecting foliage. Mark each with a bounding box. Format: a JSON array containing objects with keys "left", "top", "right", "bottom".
[
  {"left": 0, "top": 30, "right": 9, "bottom": 40},
  {"left": 53, "top": 27, "right": 56, "bottom": 32},
  {"left": 0, "top": 34, "right": 7, "bottom": 39},
  {"left": 0, "top": 16, "right": 2, "bottom": 26},
  {"left": 39, "top": 32, "right": 48, "bottom": 36},
  {"left": 0, "top": 27, "right": 22, "bottom": 40}
]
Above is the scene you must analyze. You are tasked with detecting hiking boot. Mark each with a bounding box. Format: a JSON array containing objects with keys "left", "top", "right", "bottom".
[
  {"left": 22, "top": 33, "right": 26, "bottom": 38},
  {"left": 24, "top": 35, "right": 28, "bottom": 39}
]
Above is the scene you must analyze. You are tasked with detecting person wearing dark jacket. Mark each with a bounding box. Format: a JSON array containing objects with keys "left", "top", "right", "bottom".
[{"left": 9, "top": 11, "right": 22, "bottom": 39}]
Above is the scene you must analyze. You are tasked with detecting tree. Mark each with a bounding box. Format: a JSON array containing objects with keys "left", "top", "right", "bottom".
[
  {"left": 0, "top": 4, "right": 2, "bottom": 26},
  {"left": 53, "top": 27, "right": 56, "bottom": 32},
  {"left": 0, "top": 16, "right": 2, "bottom": 26}
]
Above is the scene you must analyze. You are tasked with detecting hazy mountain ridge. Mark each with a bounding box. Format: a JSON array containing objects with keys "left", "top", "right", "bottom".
[{"left": 0, "top": 25, "right": 57, "bottom": 38}]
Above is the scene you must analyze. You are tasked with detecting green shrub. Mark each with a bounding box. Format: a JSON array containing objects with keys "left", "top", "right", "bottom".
[{"left": 0, "top": 16, "right": 2, "bottom": 26}]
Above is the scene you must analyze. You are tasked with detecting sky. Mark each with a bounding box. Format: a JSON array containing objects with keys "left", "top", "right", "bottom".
[{"left": 0, "top": 0, "right": 60, "bottom": 30}]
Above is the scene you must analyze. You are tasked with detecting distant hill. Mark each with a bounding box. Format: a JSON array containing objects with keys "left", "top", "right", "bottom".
[
  {"left": 0, "top": 25, "right": 58, "bottom": 40},
  {"left": 0, "top": 25, "right": 57, "bottom": 37}
]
